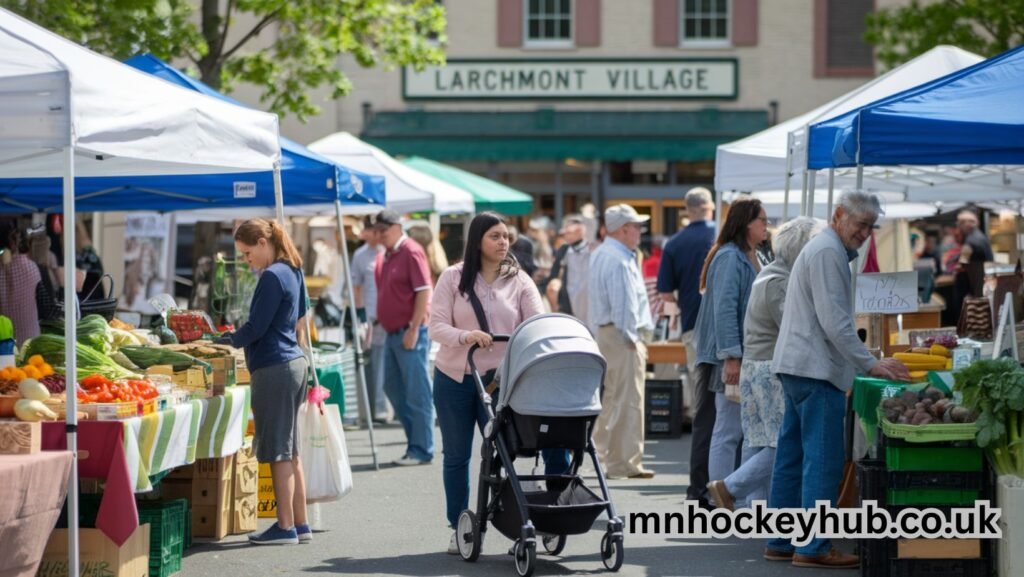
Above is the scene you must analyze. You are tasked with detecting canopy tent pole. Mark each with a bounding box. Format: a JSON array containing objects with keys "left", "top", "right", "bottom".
[
  {"left": 715, "top": 190, "right": 723, "bottom": 233},
  {"left": 273, "top": 161, "right": 285, "bottom": 223},
  {"left": 827, "top": 169, "right": 835, "bottom": 217},
  {"left": 783, "top": 132, "right": 794, "bottom": 221},
  {"left": 856, "top": 165, "right": 864, "bottom": 191},
  {"left": 799, "top": 170, "right": 809, "bottom": 217},
  {"left": 334, "top": 200, "right": 380, "bottom": 470},
  {"left": 62, "top": 144, "right": 80, "bottom": 577},
  {"left": 807, "top": 170, "right": 817, "bottom": 218}
]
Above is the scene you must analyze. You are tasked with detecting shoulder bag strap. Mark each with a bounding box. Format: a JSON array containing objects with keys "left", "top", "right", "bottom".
[{"left": 467, "top": 287, "right": 490, "bottom": 334}]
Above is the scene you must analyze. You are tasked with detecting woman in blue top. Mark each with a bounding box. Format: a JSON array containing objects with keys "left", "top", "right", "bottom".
[
  {"left": 691, "top": 196, "right": 767, "bottom": 509},
  {"left": 222, "top": 219, "right": 311, "bottom": 546}
]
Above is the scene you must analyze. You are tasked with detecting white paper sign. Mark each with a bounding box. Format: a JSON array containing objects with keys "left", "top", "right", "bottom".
[
  {"left": 855, "top": 272, "right": 919, "bottom": 314},
  {"left": 233, "top": 181, "right": 256, "bottom": 199}
]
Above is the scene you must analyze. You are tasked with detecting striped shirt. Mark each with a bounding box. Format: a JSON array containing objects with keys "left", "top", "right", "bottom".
[{"left": 587, "top": 237, "right": 654, "bottom": 343}]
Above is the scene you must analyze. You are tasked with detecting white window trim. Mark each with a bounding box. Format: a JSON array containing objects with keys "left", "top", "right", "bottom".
[
  {"left": 678, "top": 0, "right": 732, "bottom": 49},
  {"left": 523, "top": 0, "right": 575, "bottom": 49}
]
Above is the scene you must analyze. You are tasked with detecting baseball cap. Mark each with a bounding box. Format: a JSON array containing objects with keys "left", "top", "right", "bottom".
[
  {"left": 604, "top": 204, "right": 650, "bottom": 233},
  {"left": 372, "top": 209, "right": 401, "bottom": 228}
]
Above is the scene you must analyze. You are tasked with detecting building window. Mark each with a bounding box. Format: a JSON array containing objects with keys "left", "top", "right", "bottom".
[
  {"left": 682, "top": 0, "right": 730, "bottom": 47},
  {"left": 815, "top": 0, "right": 874, "bottom": 77},
  {"left": 525, "top": 0, "right": 573, "bottom": 47}
]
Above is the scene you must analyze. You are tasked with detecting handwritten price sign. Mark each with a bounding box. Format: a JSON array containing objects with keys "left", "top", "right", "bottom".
[{"left": 855, "top": 272, "right": 919, "bottom": 314}]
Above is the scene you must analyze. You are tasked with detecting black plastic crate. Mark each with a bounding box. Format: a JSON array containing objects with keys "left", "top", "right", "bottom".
[
  {"left": 857, "top": 459, "right": 887, "bottom": 504},
  {"left": 860, "top": 538, "right": 890, "bottom": 577},
  {"left": 645, "top": 379, "right": 683, "bottom": 438},
  {"left": 889, "top": 471, "right": 985, "bottom": 491}
]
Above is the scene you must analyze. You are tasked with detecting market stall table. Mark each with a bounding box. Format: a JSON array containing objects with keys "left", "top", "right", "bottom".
[
  {"left": 40, "top": 386, "right": 251, "bottom": 545},
  {"left": 0, "top": 451, "right": 75, "bottom": 576}
]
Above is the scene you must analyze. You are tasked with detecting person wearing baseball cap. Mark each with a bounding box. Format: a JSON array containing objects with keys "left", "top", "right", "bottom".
[
  {"left": 350, "top": 214, "right": 389, "bottom": 424},
  {"left": 587, "top": 204, "right": 656, "bottom": 479}
]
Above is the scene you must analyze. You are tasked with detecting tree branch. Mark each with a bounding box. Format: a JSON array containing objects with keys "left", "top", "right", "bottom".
[
  {"left": 219, "top": 9, "right": 281, "bottom": 65},
  {"left": 218, "top": 0, "right": 236, "bottom": 57}
]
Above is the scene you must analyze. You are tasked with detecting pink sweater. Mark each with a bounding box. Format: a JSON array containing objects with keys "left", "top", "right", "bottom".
[{"left": 429, "top": 263, "right": 544, "bottom": 382}]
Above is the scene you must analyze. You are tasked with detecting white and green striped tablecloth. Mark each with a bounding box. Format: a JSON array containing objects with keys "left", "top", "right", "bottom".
[{"left": 122, "top": 385, "right": 252, "bottom": 492}]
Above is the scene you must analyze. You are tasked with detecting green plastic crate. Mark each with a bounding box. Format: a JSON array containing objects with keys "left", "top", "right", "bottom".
[
  {"left": 887, "top": 488, "right": 980, "bottom": 505},
  {"left": 885, "top": 446, "right": 983, "bottom": 472},
  {"left": 137, "top": 499, "right": 187, "bottom": 577},
  {"left": 877, "top": 407, "right": 978, "bottom": 443}
]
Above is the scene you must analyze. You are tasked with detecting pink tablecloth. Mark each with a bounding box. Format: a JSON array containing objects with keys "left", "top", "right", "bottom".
[
  {"left": 0, "top": 451, "right": 74, "bottom": 577},
  {"left": 42, "top": 421, "right": 138, "bottom": 546}
]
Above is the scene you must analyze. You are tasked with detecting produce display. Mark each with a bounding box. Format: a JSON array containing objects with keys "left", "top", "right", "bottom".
[
  {"left": 880, "top": 386, "right": 977, "bottom": 425},
  {"left": 893, "top": 345, "right": 953, "bottom": 379},
  {"left": 167, "top": 310, "right": 217, "bottom": 343},
  {"left": 0, "top": 355, "right": 56, "bottom": 381},
  {"left": 119, "top": 345, "right": 209, "bottom": 371},
  {"left": 41, "top": 315, "right": 115, "bottom": 354},
  {"left": 953, "top": 357, "right": 1024, "bottom": 476},
  {"left": 76, "top": 375, "right": 158, "bottom": 404},
  {"left": 21, "top": 334, "right": 140, "bottom": 381}
]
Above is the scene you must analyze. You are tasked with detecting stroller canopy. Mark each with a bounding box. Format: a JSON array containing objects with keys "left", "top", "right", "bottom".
[{"left": 497, "top": 314, "right": 606, "bottom": 417}]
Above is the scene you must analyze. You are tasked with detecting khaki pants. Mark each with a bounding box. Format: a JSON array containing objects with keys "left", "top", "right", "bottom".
[
  {"left": 593, "top": 325, "right": 648, "bottom": 478},
  {"left": 680, "top": 330, "right": 698, "bottom": 419}
]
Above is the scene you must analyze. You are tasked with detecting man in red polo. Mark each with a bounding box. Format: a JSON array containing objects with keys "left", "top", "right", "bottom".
[{"left": 373, "top": 209, "right": 435, "bottom": 466}]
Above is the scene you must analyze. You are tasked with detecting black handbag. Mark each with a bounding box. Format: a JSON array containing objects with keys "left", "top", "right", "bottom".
[{"left": 59, "top": 273, "right": 118, "bottom": 321}]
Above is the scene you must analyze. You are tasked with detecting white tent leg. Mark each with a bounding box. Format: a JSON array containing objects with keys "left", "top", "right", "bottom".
[
  {"left": 827, "top": 169, "right": 835, "bottom": 218},
  {"left": 807, "top": 170, "right": 817, "bottom": 218},
  {"left": 715, "top": 191, "right": 723, "bottom": 233},
  {"left": 800, "top": 170, "right": 809, "bottom": 217},
  {"left": 856, "top": 165, "right": 864, "bottom": 191},
  {"left": 63, "top": 145, "right": 80, "bottom": 576},
  {"left": 273, "top": 162, "right": 285, "bottom": 223},
  {"left": 335, "top": 200, "right": 379, "bottom": 470},
  {"left": 783, "top": 132, "right": 794, "bottom": 222}
]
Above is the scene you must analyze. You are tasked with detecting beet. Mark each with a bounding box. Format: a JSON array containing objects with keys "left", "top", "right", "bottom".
[
  {"left": 921, "top": 386, "right": 945, "bottom": 402},
  {"left": 901, "top": 390, "right": 920, "bottom": 405}
]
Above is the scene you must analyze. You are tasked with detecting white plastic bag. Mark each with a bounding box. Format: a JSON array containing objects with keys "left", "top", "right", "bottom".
[{"left": 298, "top": 401, "right": 353, "bottom": 502}]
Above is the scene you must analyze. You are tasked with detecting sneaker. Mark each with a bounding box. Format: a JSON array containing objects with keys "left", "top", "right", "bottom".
[
  {"left": 296, "top": 524, "right": 313, "bottom": 543},
  {"left": 248, "top": 523, "right": 298, "bottom": 545},
  {"left": 706, "top": 480, "right": 736, "bottom": 511},
  {"left": 392, "top": 455, "right": 431, "bottom": 467},
  {"left": 792, "top": 549, "right": 859, "bottom": 569},
  {"left": 448, "top": 532, "right": 459, "bottom": 555}
]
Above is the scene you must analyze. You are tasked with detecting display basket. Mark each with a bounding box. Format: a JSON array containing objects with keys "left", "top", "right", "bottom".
[{"left": 877, "top": 407, "right": 978, "bottom": 443}]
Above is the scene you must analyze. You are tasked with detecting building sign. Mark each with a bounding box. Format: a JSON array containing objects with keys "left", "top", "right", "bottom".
[{"left": 403, "top": 59, "right": 738, "bottom": 100}]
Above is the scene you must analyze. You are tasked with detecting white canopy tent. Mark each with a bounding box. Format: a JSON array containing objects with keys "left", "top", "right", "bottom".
[
  {"left": 0, "top": 7, "right": 281, "bottom": 572},
  {"left": 308, "top": 132, "right": 476, "bottom": 215},
  {"left": 715, "top": 46, "right": 985, "bottom": 215}
]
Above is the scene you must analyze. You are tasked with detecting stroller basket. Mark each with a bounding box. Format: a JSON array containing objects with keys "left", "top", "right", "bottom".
[{"left": 492, "top": 477, "right": 608, "bottom": 539}]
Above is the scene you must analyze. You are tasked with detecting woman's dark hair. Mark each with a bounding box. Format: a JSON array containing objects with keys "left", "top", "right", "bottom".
[
  {"left": 459, "top": 212, "right": 519, "bottom": 296},
  {"left": 699, "top": 196, "right": 763, "bottom": 291}
]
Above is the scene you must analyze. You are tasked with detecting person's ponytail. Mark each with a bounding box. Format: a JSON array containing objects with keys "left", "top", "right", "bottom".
[{"left": 268, "top": 220, "right": 303, "bottom": 270}]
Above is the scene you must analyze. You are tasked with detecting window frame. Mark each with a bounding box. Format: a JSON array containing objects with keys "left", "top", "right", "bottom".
[
  {"left": 523, "top": 0, "right": 575, "bottom": 49},
  {"left": 679, "top": 0, "right": 732, "bottom": 49}
]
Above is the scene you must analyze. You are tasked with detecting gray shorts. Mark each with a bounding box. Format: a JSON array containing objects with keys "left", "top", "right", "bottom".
[{"left": 251, "top": 356, "right": 309, "bottom": 463}]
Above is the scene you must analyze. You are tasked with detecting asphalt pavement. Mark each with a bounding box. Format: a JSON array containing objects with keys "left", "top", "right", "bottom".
[{"left": 180, "top": 421, "right": 853, "bottom": 577}]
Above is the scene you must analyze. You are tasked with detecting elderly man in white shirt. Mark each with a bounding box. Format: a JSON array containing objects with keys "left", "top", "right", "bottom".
[{"left": 588, "top": 204, "right": 656, "bottom": 479}]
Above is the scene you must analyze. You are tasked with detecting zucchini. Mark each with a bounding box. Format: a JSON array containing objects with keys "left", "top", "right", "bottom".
[{"left": 119, "top": 346, "right": 204, "bottom": 371}]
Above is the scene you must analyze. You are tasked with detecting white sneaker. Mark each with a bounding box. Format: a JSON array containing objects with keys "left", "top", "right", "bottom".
[{"left": 448, "top": 532, "right": 459, "bottom": 555}]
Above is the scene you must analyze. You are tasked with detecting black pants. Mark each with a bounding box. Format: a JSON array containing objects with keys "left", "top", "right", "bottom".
[{"left": 687, "top": 362, "right": 719, "bottom": 501}]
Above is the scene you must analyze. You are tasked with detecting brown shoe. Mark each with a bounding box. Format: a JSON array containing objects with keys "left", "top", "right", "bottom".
[
  {"left": 627, "top": 469, "right": 655, "bottom": 479},
  {"left": 706, "top": 480, "right": 735, "bottom": 511},
  {"left": 791, "top": 549, "right": 859, "bottom": 569},
  {"left": 763, "top": 548, "right": 794, "bottom": 562}
]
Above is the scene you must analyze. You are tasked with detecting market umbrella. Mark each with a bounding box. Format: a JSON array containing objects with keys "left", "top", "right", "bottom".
[{"left": 402, "top": 156, "right": 534, "bottom": 216}]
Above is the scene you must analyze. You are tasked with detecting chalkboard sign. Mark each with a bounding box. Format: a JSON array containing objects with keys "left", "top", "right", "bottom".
[{"left": 855, "top": 272, "right": 919, "bottom": 314}]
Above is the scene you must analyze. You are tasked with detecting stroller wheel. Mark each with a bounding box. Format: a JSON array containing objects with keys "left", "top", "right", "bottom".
[
  {"left": 600, "top": 533, "right": 624, "bottom": 572},
  {"left": 541, "top": 534, "right": 566, "bottom": 556},
  {"left": 512, "top": 539, "right": 536, "bottom": 577},
  {"left": 456, "top": 510, "right": 482, "bottom": 562}
]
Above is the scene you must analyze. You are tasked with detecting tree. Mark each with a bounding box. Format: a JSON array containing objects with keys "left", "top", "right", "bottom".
[
  {"left": 865, "top": 0, "right": 1024, "bottom": 69},
  {"left": 2, "top": 0, "right": 447, "bottom": 121}
]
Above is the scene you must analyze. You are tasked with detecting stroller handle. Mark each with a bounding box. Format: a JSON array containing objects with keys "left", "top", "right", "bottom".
[{"left": 467, "top": 334, "right": 511, "bottom": 376}]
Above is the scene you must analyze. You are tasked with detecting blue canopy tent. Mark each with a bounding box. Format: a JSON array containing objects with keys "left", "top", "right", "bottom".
[{"left": 806, "top": 44, "right": 1024, "bottom": 205}]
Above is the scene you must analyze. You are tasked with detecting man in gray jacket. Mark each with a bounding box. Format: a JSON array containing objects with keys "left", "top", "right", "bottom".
[{"left": 765, "top": 192, "right": 909, "bottom": 569}]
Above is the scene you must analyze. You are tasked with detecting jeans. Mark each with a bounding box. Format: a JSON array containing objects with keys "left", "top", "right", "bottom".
[
  {"left": 708, "top": 393, "right": 743, "bottom": 484},
  {"left": 383, "top": 325, "right": 434, "bottom": 462},
  {"left": 433, "top": 369, "right": 489, "bottom": 528},
  {"left": 766, "top": 374, "right": 846, "bottom": 556},
  {"left": 725, "top": 446, "right": 774, "bottom": 507},
  {"left": 367, "top": 340, "right": 389, "bottom": 418}
]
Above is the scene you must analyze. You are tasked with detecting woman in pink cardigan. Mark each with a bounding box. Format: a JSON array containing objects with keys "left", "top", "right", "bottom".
[{"left": 430, "top": 212, "right": 545, "bottom": 554}]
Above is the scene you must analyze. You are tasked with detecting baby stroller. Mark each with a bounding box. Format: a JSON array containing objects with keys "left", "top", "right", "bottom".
[{"left": 455, "top": 314, "right": 624, "bottom": 576}]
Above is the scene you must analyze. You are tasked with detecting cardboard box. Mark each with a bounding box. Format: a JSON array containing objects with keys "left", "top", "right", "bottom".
[
  {"left": 192, "top": 505, "right": 230, "bottom": 540},
  {"left": 147, "top": 365, "right": 211, "bottom": 391},
  {"left": 194, "top": 456, "right": 232, "bottom": 481},
  {"left": 233, "top": 446, "right": 258, "bottom": 496},
  {"left": 897, "top": 538, "right": 982, "bottom": 559},
  {"left": 258, "top": 464, "right": 277, "bottom": 518},
  {"left": 210, "top": 356, "right": 236, "bottom": 387},
  {"left": 231, "top": 490, "right": 258, "bottom": 534},
  {"left": 37, "top": 524, "right": 150, "bottom": 577},
  {"left": 0, "top": 419, "right": 40, "bottom": 454},
  {"left": 236, "top": 366, "right": 251, "bottom": 385},
  {"left": 157, "top": 479, "right": 193, "bottom": 502}
]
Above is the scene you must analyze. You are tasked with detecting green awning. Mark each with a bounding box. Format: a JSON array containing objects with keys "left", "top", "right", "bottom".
[
  {"left": 362, "top": 109, "right": 769, "bottom": 162},
  {"left": 402, "top": 156, "right": 534, "bottom": 215}
]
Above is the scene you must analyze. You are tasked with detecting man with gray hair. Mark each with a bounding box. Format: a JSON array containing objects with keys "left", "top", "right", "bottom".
[
  {"left": 765, "top": 192, "right": 909, "bottom": 568},
  {"left": 656, "top": 186, "right": 716, "bottom": 505}
]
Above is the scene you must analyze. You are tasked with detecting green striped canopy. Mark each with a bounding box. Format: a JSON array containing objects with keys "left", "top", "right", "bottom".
[{"left": 402, "top": 156, "right": 534, "bottom": 216}]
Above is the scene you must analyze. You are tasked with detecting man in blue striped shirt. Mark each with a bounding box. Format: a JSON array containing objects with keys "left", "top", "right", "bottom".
[{"left": 588, "top": 204, "right": 656, "bottom": 479}]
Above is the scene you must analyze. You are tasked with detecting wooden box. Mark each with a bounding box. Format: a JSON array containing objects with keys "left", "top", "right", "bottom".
[
  {"left": 37, "top": 524, "right": 150, "bottom": 577},
  {"left": 897, "top": 538, "right": 982, "bottom": 559},
  {"left": 0, "top": 419, "right": 40, "bottom": 454}
]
